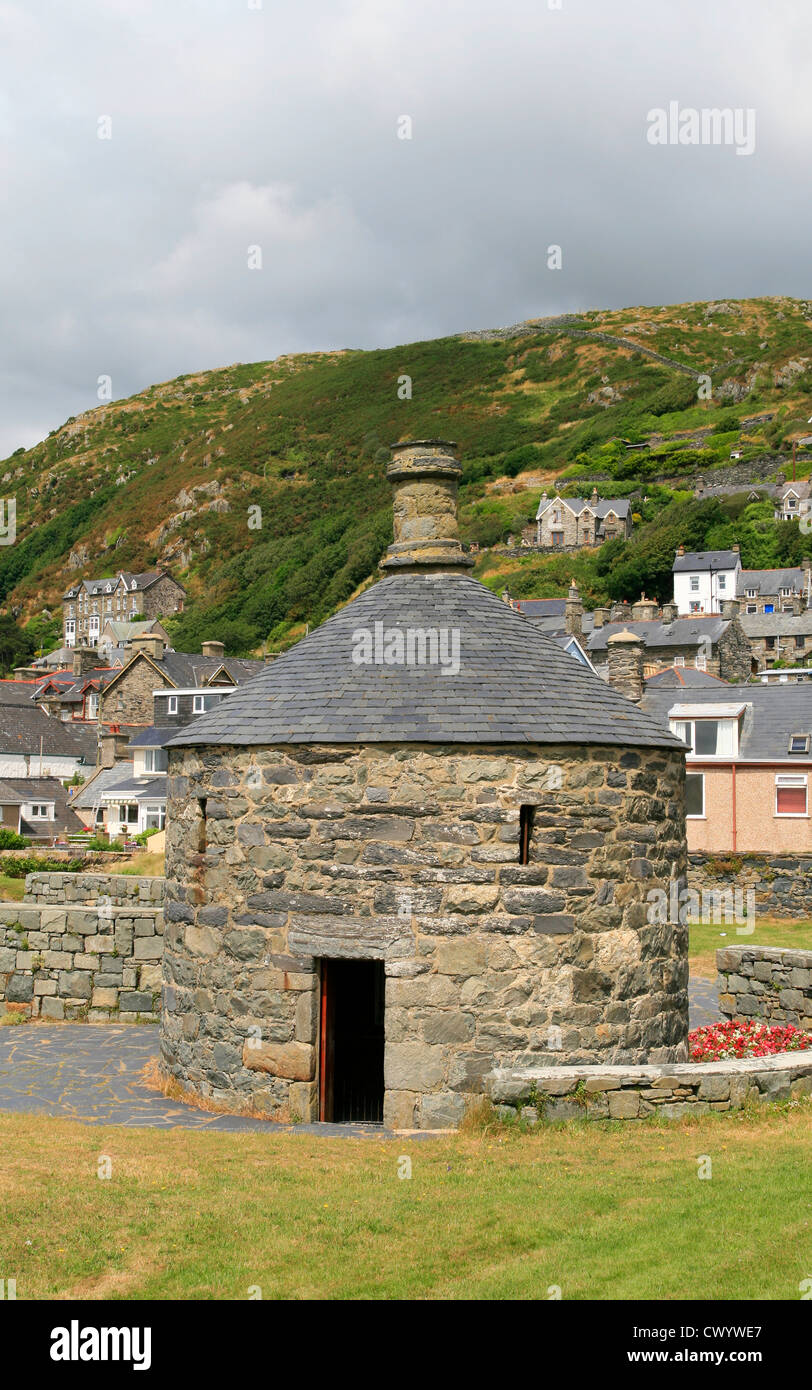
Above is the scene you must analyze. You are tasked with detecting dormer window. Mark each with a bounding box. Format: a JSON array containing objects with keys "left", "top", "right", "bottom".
[
  {"left": 131, "top": 580, "right": 137, "bottom": 590},
  {"left": 167, "top": 696, "right": 178, "bottom": 714},
  {"left": 746, "top": 589, "right": 757, "bottom": 599},
  {"left": 788, "top": 733, "right": 810, "bottom": 754},
  {"left": 669, "top": 703, "right": 745, "bottom": 758},
  {"left": 193, "top": 694, "right": 205, "bottom": 713}
]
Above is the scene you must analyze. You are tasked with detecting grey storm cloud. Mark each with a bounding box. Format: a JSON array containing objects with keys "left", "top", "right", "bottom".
[{"left": 1, "top": 0, "right": 810, "bottom": 455}]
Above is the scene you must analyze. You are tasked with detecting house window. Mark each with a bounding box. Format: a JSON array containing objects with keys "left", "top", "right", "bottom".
[
  {"left": 718, "top": 574, "right": 727, "bottom": 591},
  {"left": 765, "top": 637, "right": 776, "bottom": 650},
  {"left": 30, "top": 804, "right": 51, "bottom": 818},
  {"left": 787, "top": 497, "right": 798, "bottom": 509},
  {"left": 674, "top": 655, "right": 685, "bottom": 667},
  {"left": 519, "top": 805, "right": 536, "bottom": 865},
  {"left": 167, "top": 696, "right": 178, "bottom": 714},
  {"left": 145, "top": 804, "right": 166, "bottom": 830},
  {"left": 670, "top": 718, "right": 738, "bottom": 757},
  {"left": 144, "top": 748, "right": 168, "bottom": 773},
  {"left": 86, "top": 694, "right": 98, "bottom": 718},
  {"left": 193, "top": 694, "right": 205, "bottom": 713},
  {"left": 796, "top": 636, "right": 806, "bottom": 650},
  {"left": 689, "top": 602, "right": 701, "bottom": 614},
  {"left": 780, "top": 587, "right": 792, "bottom": 598},
  {"left": 685, "top": 773, "right": 705, "bottom": 818},
  {"left": 789, "top": 733, "right": 810, "bottom": 754},
  {"left": 746, "top": 604, "right": 758, "bottom": 614},
  {"left": 690, "top": 576, "right": 699, "bottom": 592},
  {"left": 123, "top": 804, "right": 139, "bottom": 824},
  {"left": 775, "top": 775, "right": 807, "bottom": 816},
  {"left": 746, "top": 589, "right": 757, "bottom": 599},
  {"left": 551, "top": 531, "right": 564, "bottom": 548}
]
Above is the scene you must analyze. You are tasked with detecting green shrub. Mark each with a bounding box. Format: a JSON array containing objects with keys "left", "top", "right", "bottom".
[
  {"left": 0, "top": 828, "right": 30, "bottom": 849},
  {"left": 0, "top": 856, "right": 85, "bottom": 878}
]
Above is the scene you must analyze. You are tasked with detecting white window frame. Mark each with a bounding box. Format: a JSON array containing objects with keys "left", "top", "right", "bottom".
[
  {"left": 193, "top": 694, "right": 205, "bottom": 713},
  {"left": 775, "top": 774, "right": 808, "bottom": 818},
  {"left": 690, "top": 576, "right": 700, "bottom": 592},
  {"left": 167, "top": 696, "right": 178, "bottom": 714}
]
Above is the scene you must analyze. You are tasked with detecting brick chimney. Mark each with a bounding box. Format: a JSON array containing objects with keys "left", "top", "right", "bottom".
[
  {"left": 380, "top": 440, "right": 475, "bottom": 574},
  {"left": 607, "top": 630, "right": 645, "bottom": 703},
  {"left": 565, "top": 580, "right": 583, "bottom": 637},
  {"left": 676, "top": 545, "right": 685, "bottom": 559},
  {"left": 72, "top": 646, "right": 98, "bottom": 677},
  {"left": 202, "top": 640, "right": 225, "bottom": 661}
]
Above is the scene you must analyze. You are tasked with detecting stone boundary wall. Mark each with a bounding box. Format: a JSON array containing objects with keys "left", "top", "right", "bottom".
[
  {"left": 24, "top": 872, "right": 165, "bottom": 908},
  {"left": 716, "top": 945, "right": 812, "bottom": 1027},
  {"left": 689, "top": 852, "right": 812, "bottom": 919},
  {"left": 486, "top": 1050, "right": 812, "bottom": 1122},
  {"left": 0, "top": 898, "right": 163, "bottom": 1021}
]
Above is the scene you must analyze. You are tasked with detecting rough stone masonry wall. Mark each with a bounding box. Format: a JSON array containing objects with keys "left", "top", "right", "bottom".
[
  {"left": 689, "top": 851, "right": 812, "bottom": 918},
  {"left": 24, "top": 872, "right": 165, "bottom": 908},
  {"left": 716, "top": 945, "right": 812, "bottom": 1028},
  {"left": 161, "top": 741, "right": 688, "bottom": 1128},
  {"left": 486, "top": 1051, "right": 812, "bottom": 1122},
  {"left": 0, "top": 876, "right": 163, "bottom": 1020}
]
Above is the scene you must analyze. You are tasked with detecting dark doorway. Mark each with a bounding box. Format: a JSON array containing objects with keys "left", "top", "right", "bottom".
[{"left": 319, "top": 959, "right": 385, "bottom": 1124}]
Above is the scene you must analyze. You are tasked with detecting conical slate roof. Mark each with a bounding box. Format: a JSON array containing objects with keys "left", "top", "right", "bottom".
[{"left": 167, "top": 572, "right": 680, "bottom": 749}]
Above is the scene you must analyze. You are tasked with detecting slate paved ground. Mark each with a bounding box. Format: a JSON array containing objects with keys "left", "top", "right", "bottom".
[{"left": 0, "top": 979, "right": 720, "bottom": 1134}]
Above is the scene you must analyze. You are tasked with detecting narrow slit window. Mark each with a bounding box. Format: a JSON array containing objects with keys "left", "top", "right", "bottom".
[
  {"left": 519, "top": 805, "right": 536, "bottom": 865},
  {"left": 197, "top": 796, "right": 208, "bottom": 852}
]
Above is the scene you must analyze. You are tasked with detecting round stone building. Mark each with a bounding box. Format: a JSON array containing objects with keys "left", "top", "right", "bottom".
[{"left": 160, "top": 441, "right": 689, "bottom": 1128}]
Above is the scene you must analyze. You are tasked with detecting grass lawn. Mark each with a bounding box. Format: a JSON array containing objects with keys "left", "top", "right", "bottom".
[
  {"left": 689, "top": 919, "right": 812, "bottom": 980},
  {"left": 0, "top": 874, "right": 25, "bottom": 901},
  {"left": 1, "top": 1104, "right": 809, "bottom": 1300}
]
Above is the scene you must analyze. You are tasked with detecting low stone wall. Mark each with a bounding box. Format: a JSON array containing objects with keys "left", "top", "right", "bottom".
[
  {"left": 716, "top": 945, "right": 812, "bottom": 1027},
  {"left": 486, "top": 1051, "right": 812, "bottom": 1122},
  {"left": 24, "top": 872, "right": 165, "bottom": 908},
  {"left": 689, "top": 852, "right": 812, "bottom": 919},
  {"left": 0, "top": 894, "right": 164, "bottom": 1021}
]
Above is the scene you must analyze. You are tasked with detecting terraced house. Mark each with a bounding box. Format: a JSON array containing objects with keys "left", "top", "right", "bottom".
[{"left": 62, "top": 569, "right": 185, "bottom": 649}]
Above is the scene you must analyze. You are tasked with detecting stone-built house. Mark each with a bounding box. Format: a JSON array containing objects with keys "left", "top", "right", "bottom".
[
  {"left": 528, "top": 489, "right": 632, "bottom": 550},
  {"left": 62, "top": 570, "right": 186, "bottom": 649},
  {"left": 738, "top": 610, "right": 812, "bottom": 670},
  {"left": 737, "top": 564, "right": 810, "bottom": 614},
  {"left": 99, "top": 636, "right": 265, "bottom": 728},
  {"left": 98, "top": 618, "right": 171, "bottom": 657},
  {"left": 639, "top": 682, "right": 812, "bottom": 855},
  {"left": 159, "top": 439, "right": 688, "bottom": 1130},
  {"left": 774, "top": 480, "right": 812, "bottom": 524}
]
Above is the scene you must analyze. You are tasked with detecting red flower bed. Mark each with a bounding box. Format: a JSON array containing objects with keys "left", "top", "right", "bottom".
[{"left": 688, "top": 1019, "right": 812, "bottom": 1063}]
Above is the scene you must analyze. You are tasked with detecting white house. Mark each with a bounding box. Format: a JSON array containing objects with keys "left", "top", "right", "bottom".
[{"left": 672, "top": 547, "right": 742, "bottom": 616}]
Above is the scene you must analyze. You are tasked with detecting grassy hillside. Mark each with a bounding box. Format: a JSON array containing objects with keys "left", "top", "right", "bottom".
[{"left": 3, "top": 296, "right": 812, "bottom": 653}]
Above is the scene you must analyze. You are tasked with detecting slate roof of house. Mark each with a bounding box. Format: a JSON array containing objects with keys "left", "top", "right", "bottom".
[
  {"left": 101, "top": 620, "right": 163, "bottom": 640},
  {"left": 128, "top": 726, "right": 175, "bottom": 748},
  {"left": 72, "top": 762, "right": 133, "bottom": 809},
  {"left": 0, "top": 707, "right": 97, "bottom": 760},
  {"left": 737, "top": 567, "right": 805, "bottom": 596},
  {"left": 587, "top": 616, "right": 728, "bottom": 653},
  {"left": 96, "top": 775, "right": 166, "bottom": 802},
  {"left": 110, "top": 651, "right": 265, "bottom": 691},
  {"left": 512, "top": 599, "right": 566, "bottom": 617},
  {"left": 0, "top": 680, "right": 39, "bottom": 706},
  {"left": 536, "top": 496, "right": 631, "bottom": 521},
  {"left": 168, "top": 573, "right": 680, "bottom": 749},
  {"left": 645, "top": 667, "right": 730, "bottom": 689},
  {"left": 63, "top": 570, "right": 185, "bottom": 600},
  {"left": 640, "top": 685, "right": 812, "bottom": 762},
  {"left": 672, "top": 550, "right": 740, "bottom": 573},
  {"left": 739, "top": 611, "right": 812, "bottom": 638}
]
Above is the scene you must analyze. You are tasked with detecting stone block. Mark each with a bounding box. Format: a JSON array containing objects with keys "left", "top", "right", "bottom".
[
  {"left": 119, "top": 990, "right": 154, "bottom": 1012},
  {"left": 40, "top": 996, "right": 64, "bottom": 1020},
  {"left": 133, "top": 937, "right": 162, "bottom": 961},
  {"left": 608, "top": 1090, "right": 640, "bottom": 1119},
  {"left": 243, "top": 1039, "right": 315, "bottom": 1081},
  {"left": 58, "top": 971, "right": 92, "bottom": 1000},
  {"left": 92, "top": 987, "right": 119, "bottom": 1008}
]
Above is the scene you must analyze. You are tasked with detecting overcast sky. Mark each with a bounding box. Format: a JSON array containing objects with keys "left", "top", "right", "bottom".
[{"left": 1, "top": 0, "right": 810, "bottom": 456}]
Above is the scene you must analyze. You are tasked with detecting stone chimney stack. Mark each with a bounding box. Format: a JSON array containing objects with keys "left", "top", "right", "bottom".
[
  {"left": 590, "top": 487, "right": 599, "bottom": 507},
  {"left": 732, "top": 543, "right": 740, "bottom": 556},
  {"left": 609, "top": 600, "right": 630, "bottom": 624},
  {"left": 202, "top": 640, "right": 226, "bottom": 661},
  {"left": 565, "top": 579, "right": 583, "bottom": 637},
  {"left": 661, "top": 601, "right": 678, "bottom": 624},
  {"left": 592, "top": 605, "right": 608, "bottom": 629},
  {"left": 129, "top": 633, "right": 165, "bottom": 661},
  {"left": 380, "top": 440, "right": 475, "bottom": 574},
  {"left": 676, "top": 544, "right": 685, "bottom": 559},
  {"left": 607, "top": 630, "right": 645, "bottom": 703},
  {"left": 631, "top": 592, "right": 658, "bottom": 622},
  {"left": 99, "top": 732, "right": 117, "bottom": 768},
  {"left": 72, "top": 646, "right": 98, "bottom": 677},
  {"left": 721, "top": 598, "right": 739, "bottom": 619}
]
